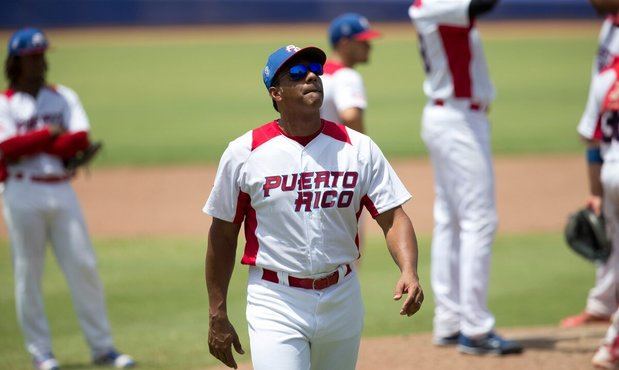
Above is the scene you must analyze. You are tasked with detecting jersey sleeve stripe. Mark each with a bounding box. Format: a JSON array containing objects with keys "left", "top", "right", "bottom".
[
  {"left": 321, "top": 120, "right": 351, "bottom": 144},
  {"left": 438, "top": 25, "right": 473, "bottom": 98},
  {"left": 252, "top": 120, "right": 282, "bottom": 151}
]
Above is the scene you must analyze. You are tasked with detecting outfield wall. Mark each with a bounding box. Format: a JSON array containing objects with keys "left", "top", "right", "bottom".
[{"left": 0, "top": 0, "right": 599, "bottom": 29}]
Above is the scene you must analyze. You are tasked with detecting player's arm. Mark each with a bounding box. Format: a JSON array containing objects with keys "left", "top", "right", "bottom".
[
  {"left": 338, "top": 107, "right": 365, "bottom": 133},
  {"left": 0, "top": 126, "right": 63, "bottom": 162},
  {"left": 205, "top": 217, "right": 245, "bottom": 369},
  {"left": 589, "top": 0, "right": 619, "bottom": 14},
  {"left": 585, "top": 140, "right": 604, "bottom": 215},
  {"left": 469, "top": 0, "right": 499, "bottom": 18},
  {"left": 375, "top": 206, "right": 424, "bottom": 317}
]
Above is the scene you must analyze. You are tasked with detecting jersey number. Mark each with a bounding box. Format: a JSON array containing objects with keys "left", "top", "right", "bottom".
[{"left": 601, "top": 110, "right": 619, "bottom": 142}]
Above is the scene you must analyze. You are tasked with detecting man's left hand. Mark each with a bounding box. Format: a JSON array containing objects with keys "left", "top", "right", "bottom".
[{"left": 393, "top": 273, "right": 424, "bottom": 316}]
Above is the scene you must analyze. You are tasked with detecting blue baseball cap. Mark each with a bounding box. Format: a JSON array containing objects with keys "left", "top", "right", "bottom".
[
  {"left": 329, "top": 13, "right": 381, "bottom": 47},
  {"left": 8, "top": 28, "right": 49, "bottom": 56},
  {"left": 262, "top": 44, "right": 326, "bottom": 89}
]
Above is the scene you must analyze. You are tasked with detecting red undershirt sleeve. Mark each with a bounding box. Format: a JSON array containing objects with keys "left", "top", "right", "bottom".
[
  {"left": 46, "top": 131, "right": 90, "bottom": 159},
  {"left": 0, "top": 128, "right": 55, "bottom": 161}
]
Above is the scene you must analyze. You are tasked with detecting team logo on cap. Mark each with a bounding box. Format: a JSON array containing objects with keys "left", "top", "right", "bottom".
[
  {"left": 359, "top": 17, "right": 370, "bottom": 30},
  {"left": 32, "top": 32, "right": 45, "bottom": 46},
  {"left": 341, "top": 24, "right": 351, "bottom": 36},
  {"left": 286, "top": 45, "right": 300, "bottom": 53},
  {"left": 264, "top": 65, "right": 270, "bottom": 77}
]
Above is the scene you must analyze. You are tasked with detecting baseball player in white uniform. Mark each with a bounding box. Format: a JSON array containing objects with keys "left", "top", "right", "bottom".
[
  {"left": 0, "top": 28, "right": 134, "bottom": 370},
  {"left": 409, "top": 0, "right": 522, "bottom": 355},
  {"left": 577, "top": 55, "right": 619, "bottom": 370},
  {"left": 562, "top": 0, "right": 619, "bottom": 329},
  {"left": 320, "top": 13, "right": 380, "bottom": 133},
  {"left": 204, "top": 44, "right": 424, "bottom": 370}
]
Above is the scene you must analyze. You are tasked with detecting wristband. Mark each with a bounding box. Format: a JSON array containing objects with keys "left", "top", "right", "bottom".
[{"left": 587, "top": 147, "right": 604, "bottom": 164}]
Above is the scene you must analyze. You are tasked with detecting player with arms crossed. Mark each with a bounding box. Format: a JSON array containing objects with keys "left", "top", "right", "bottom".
[
  {"left": 204, "top": 44, "right": 424, "bottom": 369},
  {"left": 577, "top": 54, "right": 619, "bottom": 369},
  {"left": 0, "top": 28, "right": 134, "bottom": 370},
  {"left": 409, "top": 0, "right": 523, "bottom": 355},
  {"left": 562, "top": 0, "right": 619, "bottom": 329}
]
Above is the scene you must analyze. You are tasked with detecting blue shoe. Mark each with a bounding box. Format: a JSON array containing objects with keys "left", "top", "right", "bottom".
[
  {"left": 458, "top": 332, "right": 524, "bottom": 355},
  {"left": 33, "top": 352, "right": 60, "bottom": 370},
  {"left": 93, "top": 349, "right": 136, "bottom": 368},
  {"left": 433, "top": 331, "right": 460, "bottom": 346}
]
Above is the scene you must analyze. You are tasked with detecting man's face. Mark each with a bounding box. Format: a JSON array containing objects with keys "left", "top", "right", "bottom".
[
  {"left": 19, "top": 53, "right": 47, "bottom": 84},
  {"left": 348, "top": 39, "right": 371, "bottom": 64},
  {"left": 272, "top": 57, "right": 324, "bottom": 110}
]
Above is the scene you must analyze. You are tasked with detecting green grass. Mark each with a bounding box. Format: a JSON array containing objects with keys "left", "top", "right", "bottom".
[
  {"left": 0, "top": 29, "right": 597, "bottom": 166},
  {"left": 0, "top": 233, "right": 595, "bottom": 369}
]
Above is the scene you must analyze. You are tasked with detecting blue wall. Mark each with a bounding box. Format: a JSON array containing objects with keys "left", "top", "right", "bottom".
[{"left": 0, "top": 0, "right": 600, "bottom": 29}]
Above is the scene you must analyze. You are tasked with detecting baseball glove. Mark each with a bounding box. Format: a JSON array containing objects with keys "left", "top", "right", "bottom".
[
  {"left": 64, "top": 141, "right": 103, "bottom": 171},
  {"left": 564, "top": 208, "right": 611, "bottom": 263}
]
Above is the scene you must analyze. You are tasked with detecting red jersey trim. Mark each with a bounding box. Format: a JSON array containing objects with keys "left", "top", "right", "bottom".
[
  {"left": 412, "top": 0, "right": 422, "bottom": 8},
  {"left": 46, "top": 131, "right": 90, "bottom": 159},
  {"left": 361, "top": 195, "right": 379, "bottom": 218},
  {"left": 2, "top": 89, "right": 15, "bottom": 99},
  {"left": 235, "top": 190, "right": 259, "bottom": 266},
  {"left": 324, "top": 60, "right": 345, "bottom": 75},
  {"left": 438, "top": 24, "right": 473, "bottom": 98},
  {"left": 321, "top": 120, "right": 351, "bottom": 144},
  {"left": 252, "top": 120, "right": 282, "bottom": 151}
]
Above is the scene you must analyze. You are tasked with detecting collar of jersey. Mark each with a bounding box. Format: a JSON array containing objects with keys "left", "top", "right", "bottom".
[{"left": 276, "top": 119, "right": 325, "bottom": 147}]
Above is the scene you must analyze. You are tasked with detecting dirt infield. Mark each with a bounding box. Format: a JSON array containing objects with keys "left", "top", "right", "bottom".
[
  {"left": 0, "top": 153, "right": 588, "bottom": 239},
  {"left": 209, "top": 324, "right": 609, "bottom": 370}
]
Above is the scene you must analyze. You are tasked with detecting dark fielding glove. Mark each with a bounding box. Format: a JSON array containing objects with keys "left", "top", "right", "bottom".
[
  {"left": 564, "top": 208, "right": 612, "bottom": 263},
  {"left": 64, "top": 141, "right": 103, "bottom": 171}
]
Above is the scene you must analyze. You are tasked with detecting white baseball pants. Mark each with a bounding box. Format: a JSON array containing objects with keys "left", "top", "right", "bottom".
[
  {"left": 421, "top": 101, "right": 498, "bottom": 339},
  {"left": 589, "top": 161, "right": 619, "bottom": 317},
  {"left": 2, "top": 179, "right": 114, "bottom": 359},
  {"left": 246, "top": 267, "right": 364, "bottom": 370}
]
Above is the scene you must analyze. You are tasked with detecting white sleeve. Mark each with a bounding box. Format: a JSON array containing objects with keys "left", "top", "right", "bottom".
[
  {"left": 362, "top": 139, "right": 412, "bottom": 218},
  {"left": 409, "top": 0, "right": 471, "bottom": 27},
  {"left": 0, "top": 99, "right": 16, "bottom": 142},
  {"left": 333, "top": 69, "right": 368, "bottom": 112},
  {"left": 577, "top": 72, "right": 609, "bottom": 139},
  {"left": 203, "top": 140, "right": 250, "bottom": 223},
  {"left": 57, "top": 85, "right": 90, "bottom": 132}
]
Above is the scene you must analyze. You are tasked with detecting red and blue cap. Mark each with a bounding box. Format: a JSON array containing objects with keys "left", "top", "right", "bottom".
[
  {"left": 329, "top": 13, "right": 381, "bottom": 47},
  {"left": 8, "top": 28, "right": 49, "bottom": 56},
  {"left": 262, "top": 44, "right": 326, "bottom": 89}
]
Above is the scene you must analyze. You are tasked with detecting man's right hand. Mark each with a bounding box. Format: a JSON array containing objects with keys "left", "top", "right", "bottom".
[
  {"left": 586, "top": 195, "right": 603, "bottom": 216},
  {"left": 208, "top": 314, "right": 245, "bottom": 369}
]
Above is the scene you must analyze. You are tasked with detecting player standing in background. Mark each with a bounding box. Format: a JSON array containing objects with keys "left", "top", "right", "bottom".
[
  {"left": 320, "top": 13, "right": 380, "bottom": 255},
  {"left": 204, "top": 44, "right": 424, "bottom": 369},
  {"left": 0, "top": 28, "right": 135, "bottom": 370},
  {"left": 320, "top": 13, "right": 380, "bottom": 133},
  {"left": 409, "top": 0, "right": 523, "bottom": 355},
  {"left": 561, "top": 0, "right": 619, "bottom": 329},
  {"left": 576, "top": 55, "right": 619, "bottom": 370}
]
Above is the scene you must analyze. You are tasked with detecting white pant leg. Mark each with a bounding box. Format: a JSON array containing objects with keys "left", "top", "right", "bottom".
[
  {"left": 47, "top": 183, "right": 114, "bottom": 356},
  {"left": 2, "top": 181, "right": 53, "bottom": 358},
  {"left": 423, "top": 138, "right": 462, "bottom": 337},
  {"left": 423, "top": 104, "right": 497, "bottom": 338},
  {"left": 592, "top": 163, "right": 619, "bottom": 318},
  {"left": 246, "top": 269, "right": 363, "bottom": 370}
]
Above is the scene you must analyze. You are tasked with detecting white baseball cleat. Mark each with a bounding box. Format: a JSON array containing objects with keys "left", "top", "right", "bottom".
[
  {"left": 93, "top": 349, "right": 136, "bottom": 368},
  {"left": 33, "top": 353, "right": 60, "bottom": 370}
]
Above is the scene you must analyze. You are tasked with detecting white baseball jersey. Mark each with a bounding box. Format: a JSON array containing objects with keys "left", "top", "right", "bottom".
[
  {"left": 578, "top": 61, "right": 619, "bottom": 162},
  {"left": 204, "top": 119, "right": 411, "bottom": 276},
  {"left": 320, "top": 60, "right": 368, "bottom": 123},
  {"left": 409, "top": 0, "right": 495, "bottom": 104},
  {"left": 0, "top": 85, "right": 90, "bottom": 176}
]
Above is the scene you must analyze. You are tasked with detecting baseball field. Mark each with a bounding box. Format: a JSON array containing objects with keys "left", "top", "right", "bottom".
[{"left": 0, "top": 20, "right": 608, "bottom": 369}]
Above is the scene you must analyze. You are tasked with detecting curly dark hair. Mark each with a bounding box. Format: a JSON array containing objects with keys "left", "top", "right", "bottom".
[{"left": 4, "top": 55, "right": 20, "bottom": 86}]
